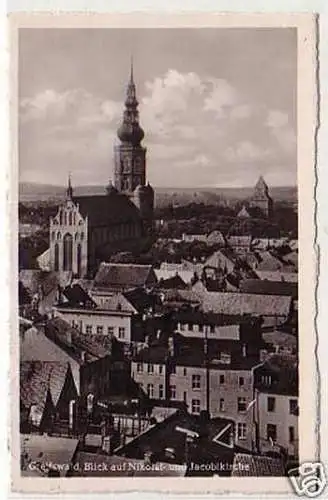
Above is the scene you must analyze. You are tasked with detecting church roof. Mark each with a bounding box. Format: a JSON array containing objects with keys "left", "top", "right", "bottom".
[{"left": 73, "top": 192, "right": 141, "bottom": 228}]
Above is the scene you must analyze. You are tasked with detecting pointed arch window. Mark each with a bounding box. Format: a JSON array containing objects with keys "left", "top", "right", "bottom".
[
  {"left": 80, "top": 232, "right": 85, "bottom": 241},
  {"left": 51, "top": 231, "right": 55, "bottom": 241},
  {"left": 57, "top": 232, "right": 61, "bottom": 240},
  {"left": 75, "top": 233, "right": 79, "bottom": 241},
  {"left": 69, "top": 212, "right": 73, "bottom": 226},
  {"left": 59, "top": 210, "right": 63, "bottom": 225},
  {"left": 54, "top": 243, "right": 59, "bottom": 271},
  {"left": 77, "top": 244, "right": 82, "bottom": 277},
  {"left": 63, "top": 233, "right": 73, "bottom": 271}
]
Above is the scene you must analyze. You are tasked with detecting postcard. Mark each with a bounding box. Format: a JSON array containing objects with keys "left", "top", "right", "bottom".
[{"left": 9, "top": 12, "right": 320, "bottom": 496}]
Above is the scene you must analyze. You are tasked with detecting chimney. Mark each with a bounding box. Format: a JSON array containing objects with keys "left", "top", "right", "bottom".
[
  {"left": 144, "top": 335, "right": 150, "bottom": 346},
  {"left": 168, "top": 336, "right": 175, "bottom": 357},
  {"left": 80, "top": 350, "right": 86, "bottom": 363},
  {"left": 242, "top": 344, "right": 247, "bottom": 357},
  {"left": 66, "top": 328, "right": 72, "bottom": 345},
  {"left": 68, "top": 400, "right": 76, "bottom": 431}
]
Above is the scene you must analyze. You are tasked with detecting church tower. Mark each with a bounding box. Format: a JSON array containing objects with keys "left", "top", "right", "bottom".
[
  {"left": 49, "top": 176, "right": 88, "bottom": 277},
  {"left": 249, "top": 176, "right": 273, "bottom": 217},
  {"left": 114, "top": 60, "right": 154, "bottom": 226},
  {"left": 114, "top": 60, "right": 146, "bottom": 192}
]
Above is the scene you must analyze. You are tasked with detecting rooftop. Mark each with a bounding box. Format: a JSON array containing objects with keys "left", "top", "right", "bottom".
[
  {"left": 20, "top": 361, "right": 73, "bottom": 426},
  {"left": 93, "top": 262, "right": 157, "bottom": 291},
  {"left": 74, "top": 192, "right": 141, "bottom": 227},
  {"left": 240, "top": 279, "right": 298, "bottom": 299}
]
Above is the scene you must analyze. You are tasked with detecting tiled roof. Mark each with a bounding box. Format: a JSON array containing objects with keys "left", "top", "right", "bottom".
[
  {"left": 21, "top": 434, "right": 79, "bottom": 477},
  {"left": 62, "top": 284, "right": 96, "bottom": 308},
  {"left": 232, "top": 453, "right": 285, "bottom": 476},
  {"left": 132, "top": 333, "right": 261, "bottom": 370},
  {"left": 201, "top": 291, "right": 292, "bottom": 318},
  {"left": 74, "top": 192, "right": 141, "bottom": 227},
  {"left": 19, "top": 270, "right": 72, "bottom": 297},
  {"left": 227, "top": 236, "right": 252, "bottom": 247},
  {"left": 93, "top": 263, "right": 157, "bottom": 290},
  {"left": 45, "top": 317, "right": 114, "bottom": 363},
  {"left": 262, "top": 330, "right": 297, "bottom": 348},
  {"left": 156, "top": 274, "right": 188, "bottom": 290},
  {"left": 115, "top": 409, "right": 235, "bottom": 469},
  {"left": 254, "top": 251, "right": 296, "bottom": 272},
  {"left": 20, "top": 361, "right": 70, "bottom": 425},
  {"left": 172, "top": 310, "right": 252, "bottom": 327},
  {"left": 240, "top": 279, "right": 298, "bottom": 299}
]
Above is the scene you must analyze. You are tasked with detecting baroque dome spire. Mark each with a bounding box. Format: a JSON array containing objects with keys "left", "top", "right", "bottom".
[{"left": 117, "top": 58, "right": 145, "bottom": 146}]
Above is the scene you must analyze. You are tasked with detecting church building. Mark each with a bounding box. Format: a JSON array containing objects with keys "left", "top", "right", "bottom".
[
  {"left": 49, "top": 62, "right": 154, "bottom": 278},
  {"left": 249, "top": 176, "right": 273, "bottom": 217}
]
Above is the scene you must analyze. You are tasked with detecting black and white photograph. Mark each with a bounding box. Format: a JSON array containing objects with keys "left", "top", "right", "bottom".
[{"left": 12, "top": 15, "right": 316, "bottom": 490}]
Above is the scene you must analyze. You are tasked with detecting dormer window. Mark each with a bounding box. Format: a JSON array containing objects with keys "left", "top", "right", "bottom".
[{"left": 219, "top": 352, "right": 231, "bottom": 364}]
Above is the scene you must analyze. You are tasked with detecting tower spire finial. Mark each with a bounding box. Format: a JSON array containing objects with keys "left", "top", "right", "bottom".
[
  {"left": 130, "top": 55, "right": 134, "bottom": 83},
  {"left": 66, "top": 171, "right": 73, "bottom": 199}
]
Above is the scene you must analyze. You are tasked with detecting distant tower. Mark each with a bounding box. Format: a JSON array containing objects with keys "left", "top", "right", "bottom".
[
  {"left": 114, "top": 58, "right": 154, "bottom": 225},
  {"left": 49, "top": 176, "right": 88, "bottom": 277},
  {"left": 249, "top": 176, "right": 273, "bottom": 217}
]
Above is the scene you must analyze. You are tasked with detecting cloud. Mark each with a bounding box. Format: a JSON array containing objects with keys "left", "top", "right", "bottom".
[
  {"left": 224, "top": 141, "right": 272, "bottom": 163},
  {"left": 266, "top": 109, "right": 289, "bottom": 128},
  {"left": 265, "top": 109, "right": 296, "bottom": 154},
  {"left": 19, "top": 71, "right": 296, "bottom": 187},
  {"left": 230, "top": 104, "right": 253, "bottom": 120},
  {"left": 20, "top": 88, "right": 122, "bottom": 128}
]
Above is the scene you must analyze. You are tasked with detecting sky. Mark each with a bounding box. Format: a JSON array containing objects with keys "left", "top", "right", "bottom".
[{"left": 18, "top": 28, "right": 297, "bottom": 188}]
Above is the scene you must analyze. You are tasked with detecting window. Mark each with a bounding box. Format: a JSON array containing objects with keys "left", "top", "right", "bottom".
[
  {"left": 267, "top": 424, "right": 277, "bottom": 442},
  {"left": 51, "top": 231, "right": 55, "bottom": 241},
  {"left": 289, "top": 426, "right": 295, "bottom": 443},
  {"left": 137, "top": 363, "right": 143, "bottom": 373},
  {"left": 237, "top": 423, "right": 247, "bottom": 440},
  {"left": 159, "top": 384, "right": 164, "bottom": 399},
  {"left": 210, "top": 325, "right": 215, "bottom": 334},
  {"left": 170, "top": 385, "right": 176, "bottom": 400},
  {"left": 171, "top": 365, "right": 176, "bottom": 374},
  {"left": 86, "top": 325, "right": 92, "bottom": 334},
  {"left": 219, "top": 374, "right": 225, "bottom": 384},
  {"left": 118, "top": 327, "right": 125, "bottom": 339},
  {"left": 96, "top": 325, "right": 104, "bottom": 335},
  {"left": 63, "top": 233, "right": 73, "bottom": 271},
  {"left": 198, "top": 324, "right": 204, "bottom": 332},
  {"left": 289, "top": 399, "right": 298, "bottom": 415},
  {"left": 238, "top": 397, "right": 247, "bottom": 413},
  {"left": 183, "top": 391, "right": 187, "bottom": 403},
  {"left": 267, "top": 396, "right": 276, "bottom": 412},
  {"left": 220, "top": 352, "right": 231, "bottom": 364},
  {"left": 159, "top": 364, "right": 163, "bottom": 374},
  {"left": 147, "top": 363, "right": 154, "bottom": 374},
  {"left": 180, "top": 323, "right": 185, "bottom": 331},
  {"left": 219, "top": 398, "right": 225, "bottom": 412},
  {"left": 239, "top": 376, "right": 245, "bottom": 387},
  {"left": 192, "top": 374, "right": 201, "bottom": 390},
  {"left": 183, "top": 367, "right": 187, "bottom": 376},
  {"left": 147, "top": 384, "right": 154, "bottom": 398},
  {"left": 191, "top": 399, "right": 201, "bottom": 414},
  {"left": 188, "top": 323, "right": 193, "bottom": 331},
  {"left": 107, "top": 326, "right": 114, "bottom": 336}
]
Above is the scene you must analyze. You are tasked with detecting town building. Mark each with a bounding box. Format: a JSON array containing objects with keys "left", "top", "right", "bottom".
[
  {"left": 92, "top": 262, "right": 158, "bottom": 294},
  {"left": 254, "top": 355, "right": 299, "bottom": 460},
  {"left": 130, "top": 332, "right": 264, "bottom": 450},
  {"left": 47, "top": 62, "right": 154, "bottom": 277}
]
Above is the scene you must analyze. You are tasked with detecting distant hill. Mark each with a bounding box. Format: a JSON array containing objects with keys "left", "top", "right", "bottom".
[{"left": 19, "top": 182, "right": 297, "bottom": 206}]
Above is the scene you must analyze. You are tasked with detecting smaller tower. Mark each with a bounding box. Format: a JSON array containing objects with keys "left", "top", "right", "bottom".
[
  {"left": 133, "top": 182, "right": 154, "bottom": 230},
  {"left": 49, "top": 176, "right": 88, "bottom": 277},
  {"left": 249, "top": 176, "right": 273, "bottom": 217}
]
